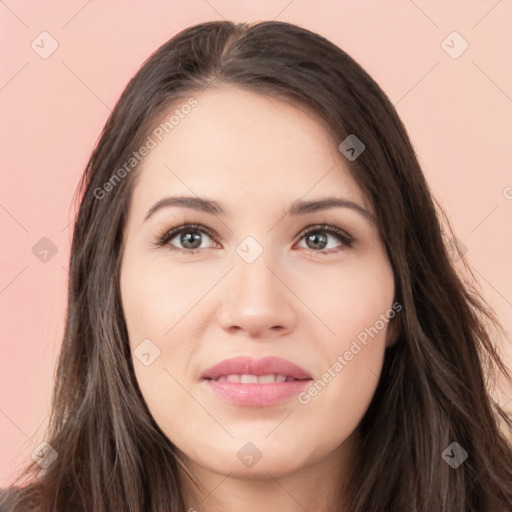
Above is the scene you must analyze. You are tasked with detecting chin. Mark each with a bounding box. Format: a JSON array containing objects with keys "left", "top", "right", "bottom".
[{"left": 178, "top": 435, "right": 321, "bottom": 479}]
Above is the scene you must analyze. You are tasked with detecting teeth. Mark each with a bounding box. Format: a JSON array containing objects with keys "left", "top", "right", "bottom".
[
  {"left": 240, "top": 374, "right": 258, "bottom": 384},
  {"left": 215, "top": 374, "right": 295, "bottom": 383}
]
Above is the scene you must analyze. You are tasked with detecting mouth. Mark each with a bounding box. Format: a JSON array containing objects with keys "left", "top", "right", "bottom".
[
  {"left": 204, "top": 374, "right": 309, "bottom": 383},
  {"left": 201, "top": 355, "right": 312, "bottom": 381},
  {"left": 201, "top": 356, "right": 313, "bottom": 407}
]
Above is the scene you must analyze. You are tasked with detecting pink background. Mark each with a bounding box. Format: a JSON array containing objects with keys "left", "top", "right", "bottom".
[{"left": 1, "top": 0, "right": 511, "bottom": 486}]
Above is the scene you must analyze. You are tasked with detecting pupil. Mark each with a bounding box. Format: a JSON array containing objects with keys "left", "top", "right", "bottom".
[
  {"left": 307, "top": 232, "right": 327, "bottom": 250},
  {"left": 182, "top": 232, "right": 201, "bottom": 249}
]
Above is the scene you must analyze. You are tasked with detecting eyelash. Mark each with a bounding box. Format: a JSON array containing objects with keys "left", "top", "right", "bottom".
[{"left": 153, "top": 223, "right": 354, "bottom": 255}]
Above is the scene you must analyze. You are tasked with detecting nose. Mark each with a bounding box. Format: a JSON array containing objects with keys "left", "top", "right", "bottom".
[{"left": 216, "top": 250, "right": 298, "bottom": 338}]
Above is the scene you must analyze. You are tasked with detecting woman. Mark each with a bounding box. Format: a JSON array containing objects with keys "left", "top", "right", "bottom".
[{"left": 1, "top": 20, "right": 511, "bottom": 512}]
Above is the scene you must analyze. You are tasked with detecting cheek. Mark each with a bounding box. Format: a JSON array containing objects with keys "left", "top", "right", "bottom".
[
  {"left": 296, "top": 319, "right": 387, "bottom": 453},
  {"left": 121, "top": 256, "right": 202, "bottom": 345},
  {"left": 293, "top": 253, "right": 395, "bottom": 343},
  {"left": 294, "top": 255, "right": 394, "bottom": 422},
  {"left": 120, "top": 256, "right": 211, "bottom": 418}
]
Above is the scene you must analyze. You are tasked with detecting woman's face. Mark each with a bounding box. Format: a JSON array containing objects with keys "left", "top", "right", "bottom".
[{"left": 120, "top": 86, "right": 396, "bottom": 481}]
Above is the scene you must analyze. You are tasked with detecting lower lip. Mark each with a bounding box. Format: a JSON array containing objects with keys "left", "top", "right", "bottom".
[{"left": 203, "top": 378, "right": 312, "bottom": 407}]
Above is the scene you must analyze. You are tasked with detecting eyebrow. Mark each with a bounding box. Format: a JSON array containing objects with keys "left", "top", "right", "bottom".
[{"left": 144, "top": 195, "right": 375, "bottom": 225}]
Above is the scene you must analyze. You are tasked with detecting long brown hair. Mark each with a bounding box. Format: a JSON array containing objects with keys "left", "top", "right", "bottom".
[{"left": 2, "top": 20, "right": 511, "bottom": 512}]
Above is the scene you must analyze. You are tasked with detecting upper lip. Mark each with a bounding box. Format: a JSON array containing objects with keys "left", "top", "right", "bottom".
[{"left": 201, "top": 356, "right": 313, "bottom": 380}]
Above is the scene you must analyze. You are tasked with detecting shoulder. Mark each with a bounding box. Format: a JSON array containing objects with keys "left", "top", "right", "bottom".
[
  {"left": 0, "top": 487, "right": 83, "bottom": 512},
  {"left": 0, "top": 487, "right": 32, "bottom": 511}
]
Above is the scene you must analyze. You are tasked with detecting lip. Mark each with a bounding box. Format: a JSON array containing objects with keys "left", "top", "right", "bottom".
[
  {"left": 201, "top": 356, "right": 312, "bottom": 380},
  {"left": 201, "top": 356, "right": 313, "bottom": 407}
]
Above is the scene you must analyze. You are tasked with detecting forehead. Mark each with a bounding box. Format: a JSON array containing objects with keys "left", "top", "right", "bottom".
[{"left": 130, "top": 86, "right": 370, "bottom": 218}]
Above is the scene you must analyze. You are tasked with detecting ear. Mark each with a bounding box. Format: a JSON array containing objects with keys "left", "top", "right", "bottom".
[{"left": 385, "top": 316, "right": 400, "bottom": 348}]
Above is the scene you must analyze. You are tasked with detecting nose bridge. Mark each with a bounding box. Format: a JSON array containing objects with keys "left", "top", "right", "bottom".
[
  {"left": 234, "top": 243, "right": 279, "bottom": 302},
  {"left": 217, "top": 240, "right": 296, "bottom": 336}
]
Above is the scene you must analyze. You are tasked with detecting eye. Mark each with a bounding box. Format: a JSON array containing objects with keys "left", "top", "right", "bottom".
[
  {"left": 154, "top": 222, "right": 354, "bottom": 255},
  {"left": 295, "top": 224, "right": 354, "bottom": 253},
  {"left": 155, "top": 223, "right": 219, "bottom": 255}
]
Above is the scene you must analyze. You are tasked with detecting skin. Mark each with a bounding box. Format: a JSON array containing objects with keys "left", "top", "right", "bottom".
[{"left": 119, "top": 85, "right": 398, "bottom": 512}]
